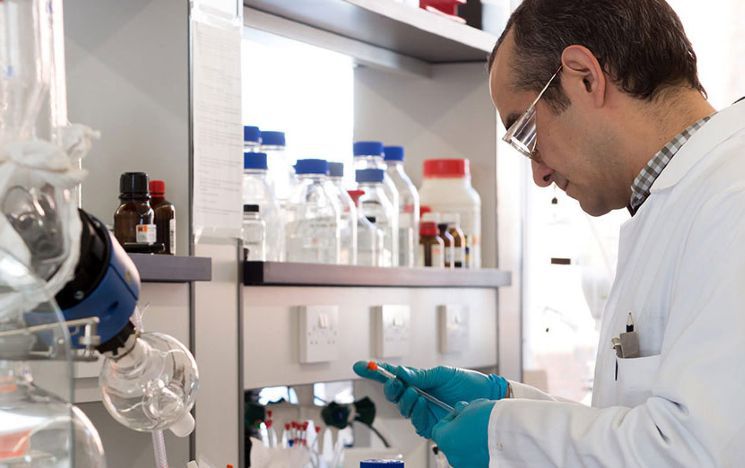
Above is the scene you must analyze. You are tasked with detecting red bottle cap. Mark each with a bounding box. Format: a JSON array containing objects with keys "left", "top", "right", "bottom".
[
  {"left": 149, "top": 179, "right": 166, "bottom": 196},
  {"left": 347, "top": 189, "right": 365, "bottom": 206},
  {"left": 423, "top": 159, "right": 469, "bottom": 178},
  {"left": 420, "top": 221, "right": 438, "bottom": 236},
  {"left": 420, "top": 205, "right": 432, "bottom": 217}
]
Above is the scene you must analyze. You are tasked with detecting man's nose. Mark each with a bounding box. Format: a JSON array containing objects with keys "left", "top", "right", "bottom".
[{"left": 531, "top": 160, "right": 555, "bottom": 187}]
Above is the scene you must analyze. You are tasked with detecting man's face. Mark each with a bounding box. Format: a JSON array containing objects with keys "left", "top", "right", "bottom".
[{"left": 489, "top": 32, "right": 625, "bottom": 216}]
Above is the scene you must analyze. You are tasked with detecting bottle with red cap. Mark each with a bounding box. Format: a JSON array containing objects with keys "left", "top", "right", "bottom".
[
  {"left": 419, "top": 221, "right": 444, "bottom": 268},
  {"left": 150, "top": 179, "right": 176, "bottom": 255},
  {"left": 419, "top": 159, "right": 482, "bottom": 268}
]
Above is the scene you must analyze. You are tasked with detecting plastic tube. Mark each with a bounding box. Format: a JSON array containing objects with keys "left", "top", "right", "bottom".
[
  {"left": 152, "top": 430, "right": 169, "bottom": 468},
  {"left": 367, "top": 361, "right": 455, "bottom": 414}
]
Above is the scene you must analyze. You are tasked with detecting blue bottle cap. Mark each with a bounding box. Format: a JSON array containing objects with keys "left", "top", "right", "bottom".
[
  {"left": 295, "top": 159, "right": 328, "bottom": 175},
  {"left": 261, "top": 131, "right": 286, "bottom": 147},
  {"left": 328, "top": 162, "right": 344, "bottom": 178},
  {"left": 244, "top": 152, "right": 268, "bottom": 170},
  {"left": 356, "top": 168, "right": 385, "bottom": 183},
  {"left": 353, "top": 141, "right": 384, "bottom": 157},
  {"left": 360, "top": 460, "right": 404, "bottom": 467},
  {"left": 383, "top": 146, "right": 404, "bottom": 162},
  {"left": 244, "top": 126, "right": 261, "bottom": 143}
]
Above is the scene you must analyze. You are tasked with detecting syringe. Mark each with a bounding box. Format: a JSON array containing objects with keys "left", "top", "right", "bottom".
[{"left": 367, "top": 361, "right": 455, "bottom": 414}]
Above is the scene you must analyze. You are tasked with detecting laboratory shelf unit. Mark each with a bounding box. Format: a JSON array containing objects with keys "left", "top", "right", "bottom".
[
  {"left": 129, "top": 254, "right": 212, "bottom": 283},
  {"left": 244, "top": 0, "right": 499, "bottom": 63},
  {"left": 243, "top": 261, "right": 511, "bottom": 288}
]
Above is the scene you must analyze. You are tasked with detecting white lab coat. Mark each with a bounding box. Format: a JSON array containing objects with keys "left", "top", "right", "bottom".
[{"left": 488, "top": 99, "right": 745, "bottom": 467}]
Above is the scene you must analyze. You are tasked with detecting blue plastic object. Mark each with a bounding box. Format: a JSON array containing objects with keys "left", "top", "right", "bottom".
[
  {"left": 356, "top": 168, "right": 385, "bottom": 183},
  {"left": 260, "top": 131, "right": 286, "bottom": 147},
  {"left": 61, "top": 230, "right": 140, "bottom": 347},
  {"left": 360, "top": 461, "right": 404, "bottom": 467},
  {"left": 383, "top": 146, "right": 404, "bottom": 161},
  {"left": 244, "top": 152, "right": 268, "bottom": 170},
  {"left": 328, "top": 162, "right": 345, "bottom": 178},
  {"left": 431, "top": 400, "right": 494, "bottom": 468},
  {"left": 353, "top": 141, "right": 384, "bottom": 157},
  {"left": 244, "top": 126, "right": 261, "bottom": 143},
  {"left": 295, "top": 159, "right": 329, "bottom": 175}
]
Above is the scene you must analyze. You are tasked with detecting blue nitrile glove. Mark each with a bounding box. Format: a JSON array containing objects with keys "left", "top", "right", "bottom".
[
  {"left": 431, "top": 399, "right": 494, "bottom": 468},
  {"left": 352, "top": 361, "right": 508, "bottom": 438}
]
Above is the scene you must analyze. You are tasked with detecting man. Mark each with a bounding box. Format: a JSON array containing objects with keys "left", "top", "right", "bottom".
[{"left": 355, "top": 0, "right": 745, "bottom": 466}]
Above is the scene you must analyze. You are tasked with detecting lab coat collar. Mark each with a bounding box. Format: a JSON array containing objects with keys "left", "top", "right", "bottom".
[{"left": 650, "top": 99, "right": 745, "bottom": 192}]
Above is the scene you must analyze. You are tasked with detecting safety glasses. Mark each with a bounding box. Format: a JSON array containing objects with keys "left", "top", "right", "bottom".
[{"left": 502, "top": 66, "right": 562, "bottom": 160}]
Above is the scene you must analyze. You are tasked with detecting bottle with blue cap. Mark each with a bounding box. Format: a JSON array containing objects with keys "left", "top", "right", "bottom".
[
  {"left": 328, "top": 162, "right": 358, "bottom": 265},
  {"left": 285, "top": 159, "right": 341, "bottom": 264},
  {"left": 243, "top": 152, "right": 283, "bottom": 261},
  {"left": 354, "top": 141, "right": 399, "bottom": 262},
  {"left": 243, "top": 126, "right": 261, "bottom": 152},
  {"left": 356, "top": 168, "right": 396, "bottom": 267},
  {"left": 260, "top": 130, "right": 294, "bottom": 207},
  {"left": 384, "top": 146, "right": 420, "bottom": 267},
  {"left": 360, "top": 460, "right": 404, "bottom": 467}
]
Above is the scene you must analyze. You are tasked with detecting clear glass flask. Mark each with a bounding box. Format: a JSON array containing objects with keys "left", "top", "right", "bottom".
[
  {"left": 356, "top": 169, "right": 396, "bottom": 267},
  {"left": 243, "top": 152, "right": 284, "bottom": 261},
  {"left": 285, "top": 159, "right": 341, "bottom": 264},
  {"left": 328, "top": 162, "right": 358, "bottom": 265},
  {"left": 348, "top": 190, "right": 380, "bottom": 267},
  {"left": 384, "top": 146, "right": 420, "bottom": 267}
]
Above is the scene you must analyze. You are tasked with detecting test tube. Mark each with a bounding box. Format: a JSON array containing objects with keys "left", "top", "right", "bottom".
[{"left": 366, "top": 361, "right": 455, "bottom": 414}]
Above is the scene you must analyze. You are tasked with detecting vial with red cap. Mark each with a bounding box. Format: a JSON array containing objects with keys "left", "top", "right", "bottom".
[
  {"left": 150, "top": 179, "right": 176, "bottom": 255},
  {"left": 419, "top": 221, "right": 444, "bottom": 268},
  {"left": 419, "top": 159, "right": 482, "bottom": 268}
]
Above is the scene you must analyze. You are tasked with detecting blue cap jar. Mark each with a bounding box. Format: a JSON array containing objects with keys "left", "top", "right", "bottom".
[
  {"left": 244, "top": 152, "right": 268, "bottom": 170},
  {"left": 354, "top": 141, "right": 384, "bottom": 157},
  {"left": 295, "top": 159, "right": 329, "bottom": 175},
  {"left": 356, "top": 168, "right": 385, "bottom": 183},
  {"left": 360, "top": 460, "right": 404, "bottom": 467},
  {"left": 383, "top": 146, "right": 404, "bottom": 162},
  {"left": 244, "top": 126, "right": 261, "bottom": 144},
  {"left": 261, "top": 131, "right": 286, "bottom": 147}
]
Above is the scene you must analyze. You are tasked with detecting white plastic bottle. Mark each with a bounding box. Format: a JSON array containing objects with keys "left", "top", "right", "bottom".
[
  {"left": 242, "top": 204, "right": 266, "bottom": 261},
  {"left": 285, "top": 159, "right": 341, "bottom": 264},
  {"left": 243, "top": 152, "right": 284, "bottom": 261},
  {"left": 384, "top": 145, "right": 420, "bottom": 267},
  {"left": 353, "top": 141, "right": 399, "bottom": 261},
  {"left": 356, "top": 168, "right": 396, "bottom": 267},
  {"left": 244, "top": 125, "right": 261, "bottom": 152},
  {"left": 348, "top": 189, "right": 380, "bottom": 267},
  {"left": 261, "top": 130, "right": 294, "bottom": 209},
  {"left": 419, "top": 159, "right": 482, "bottom": 268},
  {"left": 328, "top": 162, "right": 358, "bottom": 265}
]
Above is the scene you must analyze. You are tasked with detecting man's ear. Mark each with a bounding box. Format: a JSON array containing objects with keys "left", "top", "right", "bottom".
[{"left": 560, "top": 45, "right": 607, "bottom": 108}]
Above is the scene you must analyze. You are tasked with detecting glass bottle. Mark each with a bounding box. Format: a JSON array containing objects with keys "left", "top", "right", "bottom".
[
  {"left": 285, "top": 159, "right": 341, "bottom": 264},
  {"left": 261, "top": 130, "right": 294, "bottom": 210},
  {"left": 149, "top": 179, "right": 176, "bottom": 255},
  {"left": 348, "top": 189, "right": 380, "bottom": 267},
  {"left": 114, "top": 172, "right": 155, "bottom": 246},
  {"left": 384, "top": 146, "right": 420, "bottom": 267},
  {"left": 242, "top": 204, "right": 266, "bottom": 261},
  {"left": 328, "top": 162, "right": 358, "bottom": 265},
  {"left": 356, "top": 168, "right": 396, "bottom": 267},
  {"left": 443, "top": 213, "right": 467, "bottom": 269},
  {"left": 438, "top": 223, "right": 455, "bottom": 269},
  {"left": 353, "top": 141, "right": 399, "bottom": 261},
  {"left": 419, "top": 221, "right": 444, "bottom": 268},
  {"left": 243, "top": 152, "right": 284, "bottom": 261}
]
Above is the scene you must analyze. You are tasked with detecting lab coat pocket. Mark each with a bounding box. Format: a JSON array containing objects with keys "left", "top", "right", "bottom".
[{"left": 616, "top": 354, "right": 661, "bottom": 407}]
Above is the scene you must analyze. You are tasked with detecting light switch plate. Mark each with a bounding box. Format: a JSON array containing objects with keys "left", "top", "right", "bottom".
[
  {"left": 298, "top": 305, "right": 339, "bottom": 363},
  {"left": 439, "top": 304, "right": 469, "bottom": 354},
  {"left": 372, "top": 305, "right": 411, "bottom": 358}
]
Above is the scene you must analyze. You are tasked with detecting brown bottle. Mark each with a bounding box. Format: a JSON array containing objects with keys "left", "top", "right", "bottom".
[
  {"left": 438, "top": 223, "right": 455, "bottom": 269},
  {"left": 442, "top": 215, "right": 466, "bottom": 268},
  {"left": 150, "top": 180, "right": 176, "bottom": 255},
  {"left": 418, "top": 221, "right": 444, "bottom": 268},
  {"left": 114, "top": 172, "right": 155, "bottom": 246}
]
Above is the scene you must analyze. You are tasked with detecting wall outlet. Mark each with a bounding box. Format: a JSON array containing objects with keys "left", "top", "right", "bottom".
[
  {"left": 372, "top": 305, "right": 411, "bottom": 358},
  {"left": 438, "top": 304, "right": 469, "bottom": 354},
  {"left": 298, "top": 305, "right": 339, "bottom": 363}
]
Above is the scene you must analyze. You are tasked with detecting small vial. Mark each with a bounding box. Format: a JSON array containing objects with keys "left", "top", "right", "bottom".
[
  {"left": 418, "top": 221, "right": 444, "bottom": 268},
  {"left": 438, "top": 223, "right": 455, "bottom": 269},
  {"left": 150, "top": 180, "right": 176, "bottom": 255},
  {"left": 442, "top": 213, "right": 466, "bottom": 268},
  {"left": 242, "top": 204, "right": 266, "bottom": 261},
  {"left": 114, "top": 172, "right": 156, "bottom": 246}
]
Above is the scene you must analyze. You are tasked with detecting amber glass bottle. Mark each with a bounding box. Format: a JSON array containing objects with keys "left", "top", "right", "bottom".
[
  {"left": 438, "top": 223, "right": 455, "bottom": 269},
  {"left": 114, "top": 172, "right": 155, "bottom": 246},
  {"left": 150, "top": 180, "right": 176, "bottom": 255},
  {"left": 418, "top": 221, "right": 444, "bottom": 268}
]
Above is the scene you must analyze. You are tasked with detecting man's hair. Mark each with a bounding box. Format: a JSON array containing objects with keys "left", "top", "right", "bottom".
[{"left": 488, "top": 0, "right": 706, "bottom": 110}]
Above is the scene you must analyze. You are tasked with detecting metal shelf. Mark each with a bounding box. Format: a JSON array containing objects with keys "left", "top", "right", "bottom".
[
  {"left": 244, "top": 0, "right": 499, "bottom": 63},
  {"left": 129, "top": 254, "right": 212, "bottom": 283},
  {"left": 243, "top": 261, "right": 511, "bottom": 288}
]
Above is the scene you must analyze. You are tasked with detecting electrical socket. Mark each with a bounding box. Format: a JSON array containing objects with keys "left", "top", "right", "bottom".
[
  {"left": 298, "top": 305, "right": 339, "bottom": 363},
  {"left": 372, "top": 305, "right": 411, "bottom": 358},
  {"left": 438, "top": 304, "right": 469, "bottom": 354}
]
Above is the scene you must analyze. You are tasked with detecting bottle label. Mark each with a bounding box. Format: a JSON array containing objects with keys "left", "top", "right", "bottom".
[
  {"left": 444, "top": 245, "right": 453, "bottom": 267},
  {"left": 431, "top": 244, "right": 444, "bottom": 268},
  {"left": 169, "top": 218, "right": 176, "bottom": 254},
  {"left": 136, "top": 224, "right": 157, "bottom": 244}
]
